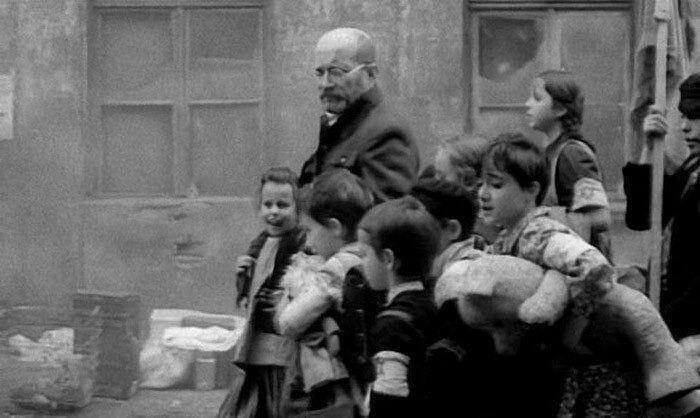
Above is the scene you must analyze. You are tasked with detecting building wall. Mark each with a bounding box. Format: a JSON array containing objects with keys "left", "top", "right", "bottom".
[
  {"left": 0, "top": 0, "right": 84, "bottom": 309},
  {"left": 266, "top": 0, "right": 465, "bottom": 174},
  {"left": 2, "top": 0, "right": 695, "bottom": 314},
  {"left": 0, "top": 0, "right": 465, "bottom": 315}
]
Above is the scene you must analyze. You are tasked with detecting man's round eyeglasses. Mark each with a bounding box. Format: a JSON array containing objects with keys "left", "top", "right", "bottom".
[{"left": 314, "top": 64, "right": 367, "bottom": 80}]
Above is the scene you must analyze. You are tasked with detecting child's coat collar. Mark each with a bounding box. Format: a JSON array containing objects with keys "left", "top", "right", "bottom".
[{"left": 387, "top": 281, "right": 424, "bottom": 305}]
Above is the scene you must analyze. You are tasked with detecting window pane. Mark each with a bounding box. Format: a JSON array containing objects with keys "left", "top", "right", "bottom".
[
  {"left": 95, "top": 10, "right": 174, "bottom": 101},
  {"left": 559, "top": 12, "right": 628, "bottom": 103},
  {"left": 581, "top": 104, "right": 625, "bottom": 191},
  {"left": 101, "top": 105, "right": 173, "bottom": 194},
  {"left": 190, "top": 104, "right": 261, "bottom": 196},
  {"left": 475, "top": 107, "right": 547, "bottom": 144},
  {"left": 190, "top": 9, "right": 260, "bottom": 60},
  {"left": 478, "top": 16, "right": 546, "bottom": 105},
  {"left": 559, "top": 12, "right": 629, "bottom": 191},
  {"left": 188, "top": 9, "right": 262, "bottom": 100}
]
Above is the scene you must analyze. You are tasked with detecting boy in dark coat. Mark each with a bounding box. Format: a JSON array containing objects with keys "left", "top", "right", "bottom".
[
  {"left": 355, "top": 196, "right": 440, "bottom": 417},
  {"left": 623, "top": 72, "right": 700, "bottom": 339}
]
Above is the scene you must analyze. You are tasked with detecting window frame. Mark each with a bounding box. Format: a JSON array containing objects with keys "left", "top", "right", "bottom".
[
  {"left": 85, "top": 0, "right": 267, "bottom": 198},
  {"left": 464, "top": 0, "right": 634, "bottom": 200}
]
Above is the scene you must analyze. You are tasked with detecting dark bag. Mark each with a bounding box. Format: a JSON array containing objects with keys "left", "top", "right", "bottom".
[{"left": 339, "top": 268, "right": 383, "bottom": 385}]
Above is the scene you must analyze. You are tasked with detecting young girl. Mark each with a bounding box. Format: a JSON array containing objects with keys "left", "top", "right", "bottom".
[
  {"left": 222, "top": 167, "right": 306, "bottom": 418},
  {"left": 525, "top": 70, "right": 612, "bottom": 259}
]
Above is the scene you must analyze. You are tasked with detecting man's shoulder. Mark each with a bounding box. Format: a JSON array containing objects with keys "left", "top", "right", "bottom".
[
  {"left": 366, "top": 99, "right": 411, "bottom": 131},
  {"left": 349, "top": 92, "right": 413, "bottom": 139}
]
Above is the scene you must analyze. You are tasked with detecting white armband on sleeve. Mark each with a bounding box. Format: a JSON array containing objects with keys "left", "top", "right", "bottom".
[
  {"left": 372, "top": 350, "right": 410, "bottom": 397},
  {"left": 570, "top": 177, "right": 609, "bottom": 211}
]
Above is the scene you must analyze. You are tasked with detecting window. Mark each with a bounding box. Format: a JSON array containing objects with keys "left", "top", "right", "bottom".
[
  {"left": 466, "top": 1, "right": 632, "bottom": 195},
  {"left": 87, "top": 0, "right": 265, "bottom": 197}
]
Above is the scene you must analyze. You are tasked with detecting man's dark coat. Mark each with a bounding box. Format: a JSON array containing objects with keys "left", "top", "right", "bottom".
[{"left": 299, "top": 86, "right": 419, "bottom": 202}]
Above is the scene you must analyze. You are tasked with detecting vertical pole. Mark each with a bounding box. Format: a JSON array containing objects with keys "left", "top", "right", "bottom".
[{"left": 648, "top": 0, "right": 670, "bottom": 308}]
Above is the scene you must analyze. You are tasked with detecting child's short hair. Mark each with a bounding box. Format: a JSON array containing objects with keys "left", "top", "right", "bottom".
[
  {"left": 411, "top": 176, "right": 478, "bottom": 240},
  {"left": 483, "top": 132, "right": 549, "bottom": 205},
  {"left": 437, "top": 134, "right": 490, "bottom": 188},
  {"left": 259, "top": 166, "right": 300, "bottom": 207},
  {"left": 303, "top": 169, "right": 374, "bottom": 240},
  {"left": 358, "top": 196, "right": 441, "bottom": 280},
  {"left": 538, "top": 70, "right": 584, "bottom": 135}
]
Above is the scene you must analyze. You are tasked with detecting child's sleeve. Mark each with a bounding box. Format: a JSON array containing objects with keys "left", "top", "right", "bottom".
[
  {"left": 517, "top": 217, "right": 614, "bottom": 315},
  {"left": 369, "top": 316, "right": 420, "bottom": 417},
  {"left": 276, "top": 281, "right": 333, "bottom": 338},
  {"left": 556, "top": 143, "right": 609, "bottom": 212},
  {"left": 275, "top": 251, "right": 361, "bottom": 338}
]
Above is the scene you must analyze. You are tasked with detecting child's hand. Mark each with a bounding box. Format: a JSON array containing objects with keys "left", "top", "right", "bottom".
[
  {"left": 322, "top": 317, "right": 341, "bottom": 356},
  {"left": 327, "top": 333, "right": 340, "bottom": 356},
  {"left": 643, "top": 106, "right": 667, "bottom": 140},
  {"left": 255, "top": 288, "right": 284, "bottom": 312},
  {"left": 322, "top": 244, "right": 363, "bottom": 278},
  {"left": 236, "top": 255, "right": 255, "bottom": 274}
]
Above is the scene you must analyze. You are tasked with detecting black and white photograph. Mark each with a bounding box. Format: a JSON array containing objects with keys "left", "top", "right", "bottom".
[{"left": 1, "top": 1, "right": 700, "bottom": 417}]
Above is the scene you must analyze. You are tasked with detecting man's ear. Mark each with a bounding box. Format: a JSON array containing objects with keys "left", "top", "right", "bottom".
[
  {"left": 380, "top": 247, "right": 395, "bottom": 271},
  {"left": 552, "top": 101, "right": 567, "bottom": 119},
  {"left": 363, "top": 63, "right": 378, "bottom": 79},
  {"left": 327, "top": 218, "right": 346, "bottom": 239},
  {"left": 361, "top": 63, "right": 378, "bottom": 90},
  {"left": 445, "top": 219, "right": 463, "bottom": 242}
]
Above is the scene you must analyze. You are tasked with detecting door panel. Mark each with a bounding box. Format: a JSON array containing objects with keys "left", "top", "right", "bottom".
[
  {"left": 101, "top": 105, "right": 174, "bottom": 194},
  {"left": 559, "top": 12, "right": 629, "bottom": 190},
  {"left": 473, "top": 9, "right": 630, "bottom": 192},
  {"left": 96, "top": 9, "right": 174, "bottom": 101},
  {"left": 187, "top": 9, "right": 262, "bottom": 100},
  {"left": 477, "top": 15, "right": 547, "bottom": 105},
  {"left": 190, "top": 103, "right": 261, "bottom": 196}
]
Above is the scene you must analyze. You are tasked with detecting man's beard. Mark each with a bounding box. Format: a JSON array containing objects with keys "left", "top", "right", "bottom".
[{"left": 320, "top": 94, "right": 347, "bottom": 114}]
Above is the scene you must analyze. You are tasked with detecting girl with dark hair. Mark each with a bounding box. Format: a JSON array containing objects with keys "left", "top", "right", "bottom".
[{"left": 525, "top": 70, "right": 613, "bottom": 259}]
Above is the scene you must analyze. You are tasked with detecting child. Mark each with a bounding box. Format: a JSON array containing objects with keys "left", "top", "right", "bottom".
[
  {"left": 433, "top": 134, "right": 489, "bottom": 193},
  {"left": 275, "top": 169, "right": 379, "bottom": 416},
  {"left": 479, "top": 133, "right": 614, "bottom": 330},
  {"left": 478, "top": 132, "right": 616, "bottom": 415},
  {"left": 411, "top": 175, "right": 482, "bottom": 286},
  {"left": 431, "top": 134, "right": 497, "bottom": 243},
  {"left": 410, "top": 176, "right": 496, "bottom": 417},
  {"left": 624, "top": 73, "right": 700, "bottom": 339},
  {"left": 224, "top": 167, "right": 306, "bottom": 418},
  {"left": 525, "top": 70, "right": 612, "bottom": 259},
  {"left": 355, "top": 196, "right": 440, "bottom": 417}
]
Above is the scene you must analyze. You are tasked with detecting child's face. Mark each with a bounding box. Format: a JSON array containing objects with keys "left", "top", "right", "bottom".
[
  {"left": 525, "top": 77, "right": 560, "bottom": 133},
  {"left": 478, "top": 168, "right": 536, "bottom": 230},
  {"left": 681, "top": 114, "right": 700, "bottom": 155},
  {"left": 357, "top": 229, "right": 389, "bottom": 290},
  {"left": 301, "top": 214, "right": 346, "bottom": 260},
  {"left": 260, "top": 181, "right": 297, "bottom": 236}
]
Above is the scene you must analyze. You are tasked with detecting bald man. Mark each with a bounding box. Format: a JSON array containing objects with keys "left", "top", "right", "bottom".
[{"left": 298, "top": 28, "right": 419, "bottom": 203}]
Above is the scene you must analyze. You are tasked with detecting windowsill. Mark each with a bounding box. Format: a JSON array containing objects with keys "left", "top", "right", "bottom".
[{"left": 79, "top": 195, "right": 253, "bottom": 208}]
